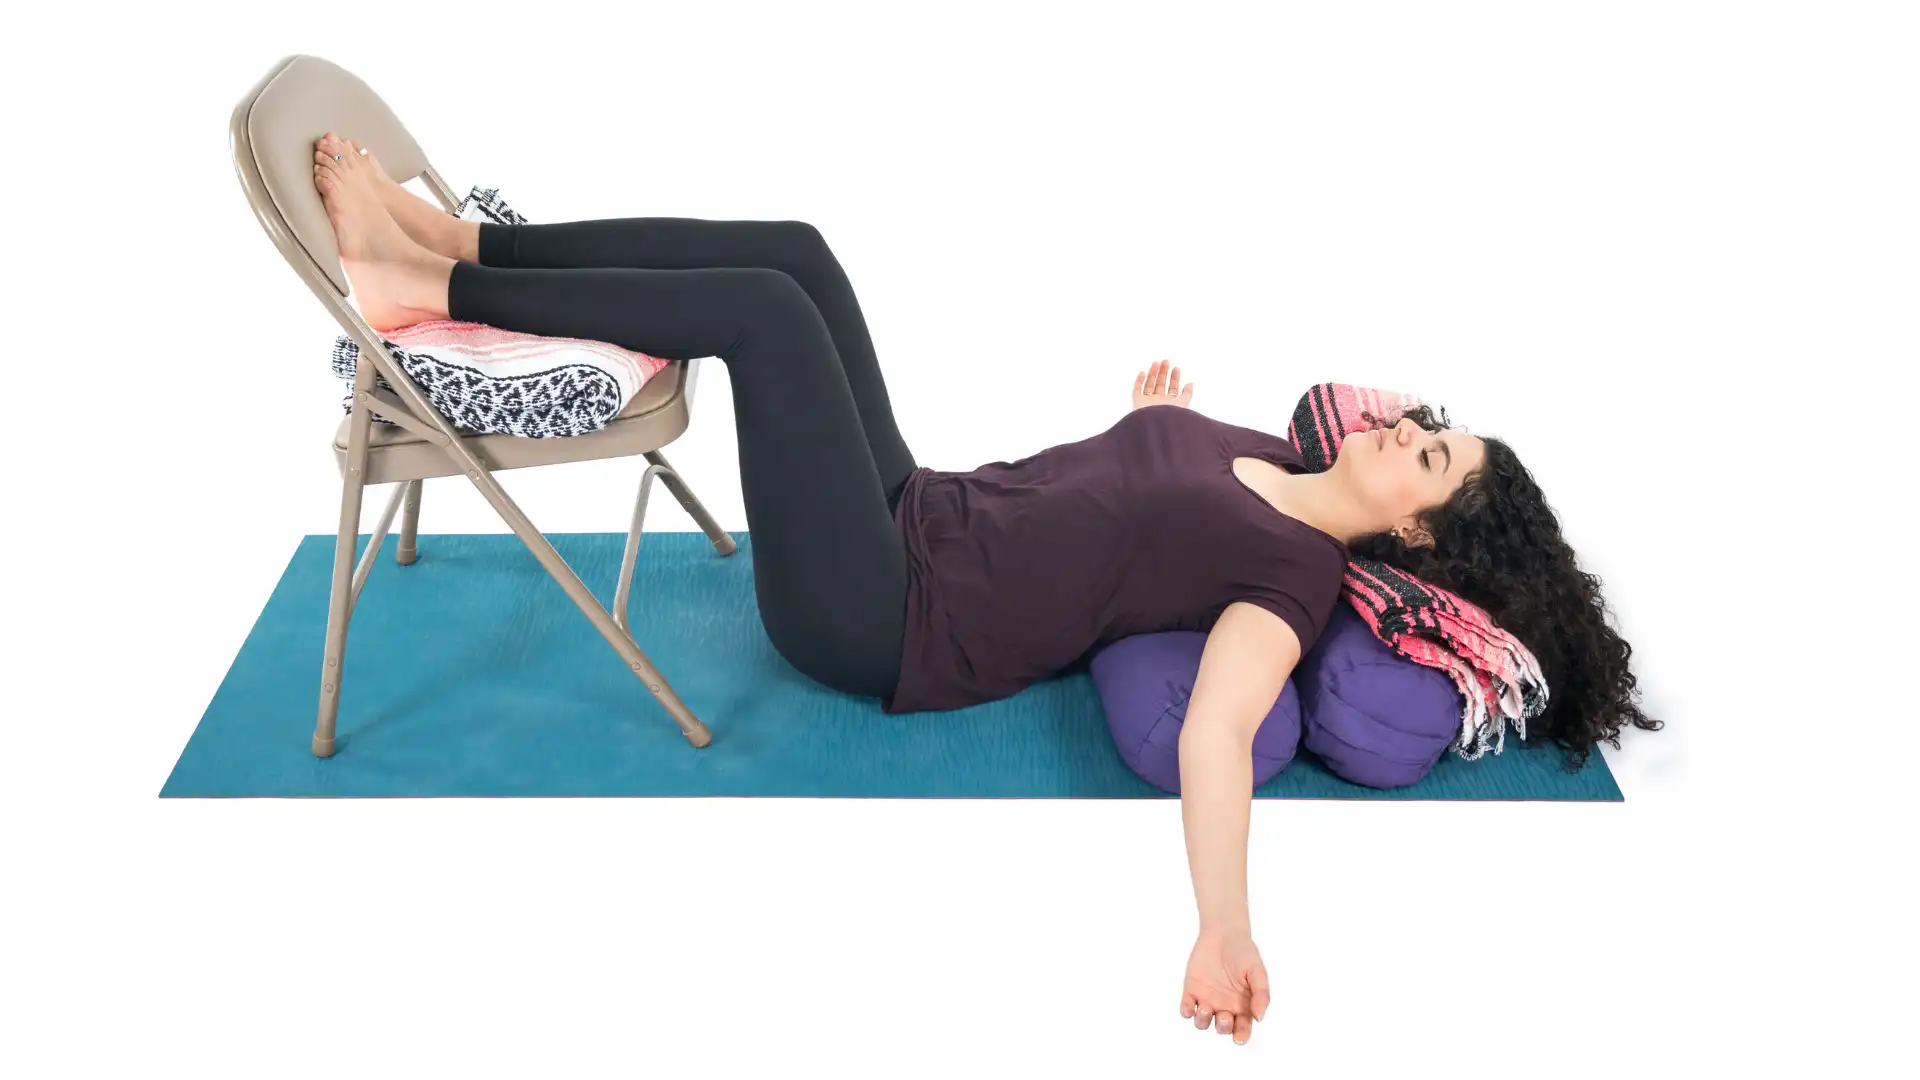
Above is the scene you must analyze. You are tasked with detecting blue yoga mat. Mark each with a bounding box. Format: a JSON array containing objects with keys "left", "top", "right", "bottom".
[{"left": 162, "top": 532, "right": 1621, "bottom": 800}]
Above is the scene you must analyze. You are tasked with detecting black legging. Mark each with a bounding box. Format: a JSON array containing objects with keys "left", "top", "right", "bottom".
[{"left": 446, "top": 218, "right": 914, "bottom": 700}]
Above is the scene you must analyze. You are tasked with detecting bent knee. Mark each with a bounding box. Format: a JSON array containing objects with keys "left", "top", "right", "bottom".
[
  {"left": 726, "top": 266, "right": 811, "bottom": 315},
  {"left": 781, "top": 219, "right": 826, "bottom": 249}
]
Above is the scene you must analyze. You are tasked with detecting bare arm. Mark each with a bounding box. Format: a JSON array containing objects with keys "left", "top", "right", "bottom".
[{"left": 1177, "top": 601, "right": 1303, "bottom": 935}]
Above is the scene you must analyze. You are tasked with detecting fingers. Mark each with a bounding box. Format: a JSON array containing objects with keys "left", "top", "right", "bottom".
[
  {"left": 1185, "top": 995, "right": 1258, "bottom": 1044},
  {"left": 1190, "top": 1005, "right": 1236, "bottom": 1035},
  {"left": 1137, "top": 360, "right": 1183, "bottom": 399},
  {"left": 1188, "top": 988, "right": 1212, "bottom": 1030}
]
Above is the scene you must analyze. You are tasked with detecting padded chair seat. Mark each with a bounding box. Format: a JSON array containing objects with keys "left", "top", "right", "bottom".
[{"left": 334, "top": 356, "right": 703, "bottom": 485}]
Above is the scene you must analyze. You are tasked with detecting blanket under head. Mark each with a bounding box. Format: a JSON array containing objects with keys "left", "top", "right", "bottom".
[{"left": 1288, "top": 381, "right": 1549, "bottom": 760}]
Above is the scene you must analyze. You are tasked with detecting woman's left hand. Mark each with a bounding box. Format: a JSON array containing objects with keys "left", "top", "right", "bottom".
[
  {"left": 1180, "top": 927, "right": 1272, "bottom": 1045},
  {"left": 1133, "top": 359, "right": 1195, "bottom": 411}
]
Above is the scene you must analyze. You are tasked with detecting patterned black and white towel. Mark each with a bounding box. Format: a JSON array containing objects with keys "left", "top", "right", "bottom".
[{"left": 331, "top": 186, "right": 668, "bottom": 439}]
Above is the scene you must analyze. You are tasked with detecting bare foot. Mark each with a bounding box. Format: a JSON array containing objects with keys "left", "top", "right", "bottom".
[
  {"left": 342, "top": 137, "right": 480, "bottom": 262},
  {"left": 313, "top": 132, "right": 454, "bottom": 332}
]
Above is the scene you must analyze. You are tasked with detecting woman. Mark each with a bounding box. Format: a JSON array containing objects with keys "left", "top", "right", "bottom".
[{"left": 310, "top": 133, "right": 1658, "bottom": 1046}]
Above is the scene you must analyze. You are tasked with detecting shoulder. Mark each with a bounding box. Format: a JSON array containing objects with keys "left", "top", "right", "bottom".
[
  {"left": 1270, "top": 531, "right": 1351, "bottom": 634},
  {"left": 1119, "top": 404, "right": 1208, "bottom": 426},
  {"left": 1206, "top": 414, "right": 1305, "bottom": 464},
  {"left": 1296, "top": 531, "right": 1350, "bottom": 589}
]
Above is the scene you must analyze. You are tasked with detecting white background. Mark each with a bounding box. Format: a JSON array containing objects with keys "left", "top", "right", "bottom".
[{"left": 3, "top": 1, "right": 1912, "bottom": 1076}]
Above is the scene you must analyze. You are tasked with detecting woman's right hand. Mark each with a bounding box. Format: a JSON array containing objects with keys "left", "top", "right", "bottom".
[
  {"left": 1133, "top": 359, "right": 1195, "bottom": 411},
  {"left": 1181, "top": 926, "right": 1272, "bottom": 1045}
]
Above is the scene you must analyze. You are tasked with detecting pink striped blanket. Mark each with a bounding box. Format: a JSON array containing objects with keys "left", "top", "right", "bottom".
[{"left": 1287, "top": 382, "right": 1549, "bottom": 760}]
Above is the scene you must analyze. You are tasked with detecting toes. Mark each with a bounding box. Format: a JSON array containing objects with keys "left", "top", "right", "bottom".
[
  {"left": 313, "top": 137, "right": 362, "bottom": 181},
  {"left": 316, "top": 132, "right": 351, "bottom": 165}
]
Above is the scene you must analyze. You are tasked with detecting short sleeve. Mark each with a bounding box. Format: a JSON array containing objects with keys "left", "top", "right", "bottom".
[{"left": 1232, "top": 548, "right": 1347, "bottom": 657}]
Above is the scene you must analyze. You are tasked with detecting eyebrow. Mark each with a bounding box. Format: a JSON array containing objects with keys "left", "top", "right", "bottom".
[{"left": 1439, "top": 438, "right": 1453, "bottom": 476}]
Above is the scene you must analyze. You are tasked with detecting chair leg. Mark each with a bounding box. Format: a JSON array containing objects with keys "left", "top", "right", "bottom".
[
  {"left": 461, "top": 459, "right": 715, "bottom": 748},
  {"left": 314, "top": 411, "right": 376, "bottom": 758},
  {"left": 396, "top": 479, "right": 422, "bottom": 565},
  {"left": 613, "top": 456, "right": 730, "bottom": 635},
  {"left": 643, "top": 448, "right": 738, "bottom": 557},
  {"left": 613, "top": 462, "right": 667, "bottom": 636},
  {"left": 352, "top": 483, "right": 408, "bottom": 599}
]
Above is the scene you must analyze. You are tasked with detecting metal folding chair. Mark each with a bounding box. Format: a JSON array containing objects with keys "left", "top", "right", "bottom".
[{"left": 230, "top": 54, "right": 737, "bottom": 758}]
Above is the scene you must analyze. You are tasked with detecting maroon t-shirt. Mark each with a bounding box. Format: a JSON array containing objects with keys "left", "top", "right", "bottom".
[{"left": 881, "top": 405, "right": 1351, "bottom": 714}]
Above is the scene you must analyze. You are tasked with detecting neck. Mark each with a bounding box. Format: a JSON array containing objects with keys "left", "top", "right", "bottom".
[{"left": 1278, "top": 470, "right": 1388, "bottom": 546}]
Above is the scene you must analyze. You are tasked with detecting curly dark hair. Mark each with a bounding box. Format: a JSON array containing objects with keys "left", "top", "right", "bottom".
[{"left": 1342, "top": 404, "right": 1662, "bottom": 771}]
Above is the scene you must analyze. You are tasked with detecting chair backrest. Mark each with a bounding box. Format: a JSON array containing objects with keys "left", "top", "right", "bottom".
[{"left": 230, "top": 55, "right": 451, "bottom": 305}]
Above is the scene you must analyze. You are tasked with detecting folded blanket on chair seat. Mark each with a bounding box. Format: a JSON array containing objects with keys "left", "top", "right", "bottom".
[
  {"left": 329, "top": 185, "right": 670, "bottom": 439},
  {"left": 330, "top": 321, "right": 669, "bottom": 439}
]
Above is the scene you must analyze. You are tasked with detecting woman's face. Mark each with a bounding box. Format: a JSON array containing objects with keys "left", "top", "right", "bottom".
[{"left": 1338, "top": 417, "right": 1487, "bottom": 536}]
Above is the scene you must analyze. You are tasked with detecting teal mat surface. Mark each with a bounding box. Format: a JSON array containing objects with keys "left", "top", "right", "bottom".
[{"left": 162, "top": 533, "right": 1621, "bottom": 800}]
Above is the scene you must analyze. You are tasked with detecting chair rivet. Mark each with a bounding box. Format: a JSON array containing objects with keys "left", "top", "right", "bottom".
[
  {"left": 323, "top": 682, "right": 335, "bottom": 693},
  {"left": 356, "top": 392, "right": 370, "bottom": 403},
  {"left": 326, "top": 658, "right": 336, "bottom": 668},
  {"left": 650, "top": 684, "right": 661, "bottom": 694}
]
